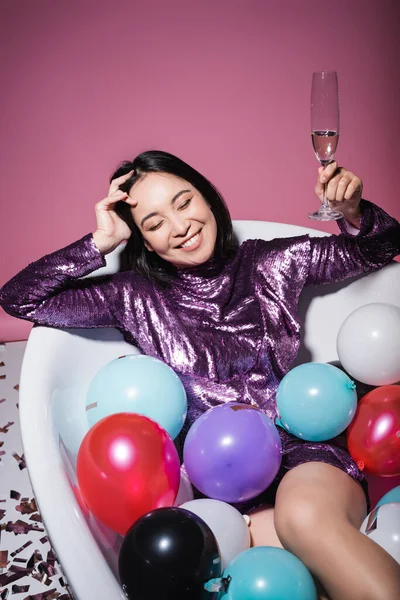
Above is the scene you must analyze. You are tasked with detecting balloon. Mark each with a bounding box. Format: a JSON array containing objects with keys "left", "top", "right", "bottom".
[
  {"left": 183, "top": 403, "right": 282, "bottom": 503},
  {"left": 180, "top": 499, "right": 250, "bottom": 570},
  {"left": 276, "top": 363, "right": 357, "bottom": 441},
  {"left": 174, "top": 467, "right": 195, "bottom": 506},
  {"left": 77, "top": 413, "right": 180, "bottom": 534},
  {"left": 376, "top": 485, "right": 400, "bottom": 508},
  {"left": 337, "top": 303, "right": 400, "bottom": 386},
  {"left": 346, "top": 386, "right": 400, "bottom": 476},
  {"left": 360, "top": 503, "right": 400, "bottom": 564},
  {"left": 208, "top": 546, "right": 317, "bottom": 600},
  {"left": 118, "top": 506, "right": 221, "bottom": 600},
  {"left": 328, "top": 360, "right": 376, "bottom": 401},
  {"left": 86, "top": 354, "right": 187, "bottom": 440}
]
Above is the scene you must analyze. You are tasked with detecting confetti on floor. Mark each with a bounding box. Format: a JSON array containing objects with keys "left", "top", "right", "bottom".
[{"left": 0, "top": 342, "right": 74, "bottom": 600}]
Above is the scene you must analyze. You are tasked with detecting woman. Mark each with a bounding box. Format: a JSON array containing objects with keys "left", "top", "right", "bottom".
[{"left": 1, "top": 150, "right": 400, "bottom": 600}]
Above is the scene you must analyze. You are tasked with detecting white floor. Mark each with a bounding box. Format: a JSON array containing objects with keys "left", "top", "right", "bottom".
[{"left": 0, "top": 341, "right": 73, "bottom": 600}]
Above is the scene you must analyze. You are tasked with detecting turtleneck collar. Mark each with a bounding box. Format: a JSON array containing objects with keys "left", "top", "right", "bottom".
[{"left": 174, "top": 249, "right": 237, "bottom": 281}]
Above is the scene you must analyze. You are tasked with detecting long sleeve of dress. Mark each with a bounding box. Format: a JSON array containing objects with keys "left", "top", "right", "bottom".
[
  {"left": 306, "top": 199, "right": 400, "bottom": 286},
  {"left": 0, "top": 234, "right": 121, "bottom": 329}
]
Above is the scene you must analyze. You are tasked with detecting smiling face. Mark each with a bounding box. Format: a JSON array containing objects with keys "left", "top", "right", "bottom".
[{"left": 128, "top": 172, "right": 218, "bottom": 268}]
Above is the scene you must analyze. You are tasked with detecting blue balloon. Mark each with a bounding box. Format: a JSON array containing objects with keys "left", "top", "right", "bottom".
[
  {"left": 85, "top": 354, "right": 187, "bottom": 439},
  {"left": 215, "top": 546, "right": 317, "bottom": 600},
  {"left": 376, "top": 485, "right": 400, "bottom": 508},
  {"left": 276, "top": 363, "right": 357, "bottom": 441}
]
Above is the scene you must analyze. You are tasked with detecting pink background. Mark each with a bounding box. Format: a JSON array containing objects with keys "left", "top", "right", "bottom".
[{"left": 1, "top": 1, "right": 400, "bottom": 503}]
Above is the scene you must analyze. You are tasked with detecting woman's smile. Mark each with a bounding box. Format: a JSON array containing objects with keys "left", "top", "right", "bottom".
[{"left": 176, "top": 229, "right": 203, "bottom": 251}]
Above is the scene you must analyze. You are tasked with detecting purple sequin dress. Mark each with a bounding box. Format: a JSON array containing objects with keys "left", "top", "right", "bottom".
[{"left": 1, "top": 200, "right": 399, "bottom": 512}]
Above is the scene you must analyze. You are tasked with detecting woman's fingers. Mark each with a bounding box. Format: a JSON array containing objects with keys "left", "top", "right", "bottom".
[
  {"left": 344, "top": 176, "right": 363, "bottom": 201},
  {"left": 95, "top": 189, "right": 128, "bottom": 211},
  {"left": 315, "top": 164, "right": 363, "bottom": 204},
  {"left": 325, "top": 171, "right": 351, "bottom": 201},
  {"left": 108, "top": 169, "right": 134, "bottom": 196},
  {"left": 319, "top": 161, "right": 338, "bottom": 183}
]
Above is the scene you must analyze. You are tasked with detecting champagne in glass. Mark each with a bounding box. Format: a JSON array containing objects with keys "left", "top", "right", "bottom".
[{"left": 309, "top": 71, "right": 342, "bottom": 221}]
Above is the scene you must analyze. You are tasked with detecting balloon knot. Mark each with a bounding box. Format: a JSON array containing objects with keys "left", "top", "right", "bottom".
[
  {"left": 357, "top": 461, "right": 365, "bottom": 471},
  {"left": 348, "top": 381, "right": 357, "bottom": 390},
  {"left": 204, "top": 576, "right": 232, "bottom": 593}
]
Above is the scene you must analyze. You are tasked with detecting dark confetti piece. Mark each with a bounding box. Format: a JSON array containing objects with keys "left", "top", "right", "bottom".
[
  {"left": 0, "top": 398, "right": 5, "bottom": 404},
  {"left": 9, "top": 564, "right": 31, "bottom": 574},
  {"left": 0, "top": 421, "right": 14, "bottom": 433},
  {"left": 10, "top": 490, "right": 21, "bottom": 501},
  {"left": 13, "top": 384, "right": 19, "bottom": 391},
  {"left": 16, "top": 498, "right": 37, "bottom": 515},
  {"left": 46, "top": 550, "right": 56, "bottom": 566},
  {"left": 39, "top": 536, "right": 48, "bottom": 544},
  {"left": 0, "top": 550, "right": 8, "bottom": 568},
  {"left": 27, "top": 550, "right": 43, "bottom": 568},
  {"left": 31, "top": 571, "right": 51, "bottom": 586},
  {"left": 39, "top": 561, "right": 57, "bottom": 578},
  {"left": 0, "top": 361, "right": 5, "bottom": 367},
  {"left": 0, "top": 509, "right": 5, "bottom": 520},
  {"left": 0, "top": 374, "right": 6, "bottom": 380},
  {"left": 6, "top": 519, "right": 44, "bottom": 535},
  {"left": 1, "top": 589, "right": 9, "bottom": 600},
  {"left": 13, "top": 557, "right": 27, "bottom": 563},
  {"left": 0, "top": 567, "right": 29, "bottom": 586},
  {"left": 12, "top": 453, "right": 26, "bottom": 470},
  {"left": 0, "top": 450, "right": 5, "bottom": 457},
  {"left": 11, "top": 584, "right": 30, "bottom": 593},
  {"left": 29, "top": 514, "right": 42, "bottom": 522},
  {"left": 11, "top": 540, "right": 33, "bottom": 557}
]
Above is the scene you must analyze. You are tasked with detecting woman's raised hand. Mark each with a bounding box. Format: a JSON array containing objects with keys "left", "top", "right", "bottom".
[
  {"left": 92, "top": 170, "right": 138, "bottom": 255},
  {"left": 315, "top": 162, "right": 363, "bottom": 227}
]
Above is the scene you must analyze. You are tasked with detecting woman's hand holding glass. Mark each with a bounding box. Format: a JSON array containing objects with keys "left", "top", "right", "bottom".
[
  {"left": 315, "top": 162, "right": 363, "bottom": 228},
  {"left": 92, "top": 170, "right": 137, "bottom": 255}
]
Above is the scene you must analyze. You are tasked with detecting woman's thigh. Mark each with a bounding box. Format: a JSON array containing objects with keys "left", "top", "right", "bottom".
[{"left": 274, "top": 461, "right": 368, "bottom": 546}]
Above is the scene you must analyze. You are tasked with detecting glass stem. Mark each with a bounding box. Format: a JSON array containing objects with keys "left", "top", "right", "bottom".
[{"left": 321, "top": 181, "right": 329, "bottom": 211}]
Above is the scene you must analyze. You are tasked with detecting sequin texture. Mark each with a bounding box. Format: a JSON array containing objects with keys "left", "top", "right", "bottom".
[{"left": 1, "top": 200, "right": 399, "bottom": 510}]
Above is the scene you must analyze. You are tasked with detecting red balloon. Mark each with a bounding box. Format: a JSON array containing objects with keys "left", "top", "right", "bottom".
[
  {"left": 347, "top": 385, "right": 400, "bottom": 477},
  {"left": 77, "top": 413, "right": 180, "bottom": 535}
]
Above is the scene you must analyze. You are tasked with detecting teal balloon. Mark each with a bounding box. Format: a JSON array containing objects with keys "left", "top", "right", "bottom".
[
  {"left": 217, "top": 546, "right": 317, "bottom": 600},
  {"left": 376, "top": 486, "right": 400, "bottom": 508},
  {"left": 276, "top": 363, "right": 357, "bottom": 441},
  {"left": 85, "top": 354, "right": 187, "bottom": 440}
]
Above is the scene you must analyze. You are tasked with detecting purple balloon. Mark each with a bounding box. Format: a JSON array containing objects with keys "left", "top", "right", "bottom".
[{"left": 183, "top": 403, "right": 282, "bottom": 503}]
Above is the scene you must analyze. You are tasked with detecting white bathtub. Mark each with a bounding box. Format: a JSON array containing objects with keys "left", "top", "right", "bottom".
[{"left": 18, "top": 220, "right": 400, "bottom": 600}]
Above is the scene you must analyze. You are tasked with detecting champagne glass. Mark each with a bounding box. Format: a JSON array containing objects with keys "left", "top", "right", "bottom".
[{"left": 309, "top": 71, "right": 342, "bottom": 221}]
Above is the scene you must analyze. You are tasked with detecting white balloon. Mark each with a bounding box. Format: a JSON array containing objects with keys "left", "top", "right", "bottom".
[
  {"left": 174, "top": 467, "right": 194, "bottom": 506},
  {"left": 360, "top": 503, "right": 400, "bottom": 564},
  {"left": 180, "top": 499, "right": 250, "bottom": 570},
  {"left": 337, "top": 303, "right": 400, "bottom": 385}
]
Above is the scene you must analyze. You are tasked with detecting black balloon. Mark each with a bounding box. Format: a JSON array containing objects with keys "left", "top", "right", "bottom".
[
  {"left": 118, "top": 507, "right": 221, "bottom": 600},
  {"left": 328, "top": 360, "right": 376, "bottom": 401}
]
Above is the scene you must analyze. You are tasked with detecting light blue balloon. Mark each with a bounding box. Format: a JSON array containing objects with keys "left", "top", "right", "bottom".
[
  {"left": 276, "top": 363, "right": 357, "bottom": 441},
  {"left": 376, "top": 486, "right": 400, "bottom": 508},
  {"left": 85, "top": 354, "right": 187, "bottom": 440},
  {"left": 217, "top": 546, "right": 317, "bottom": 600}
]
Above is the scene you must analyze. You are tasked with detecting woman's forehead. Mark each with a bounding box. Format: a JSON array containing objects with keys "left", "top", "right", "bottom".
[{"left": 129, "top": 172, "right": 193, "bottom": 215}]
